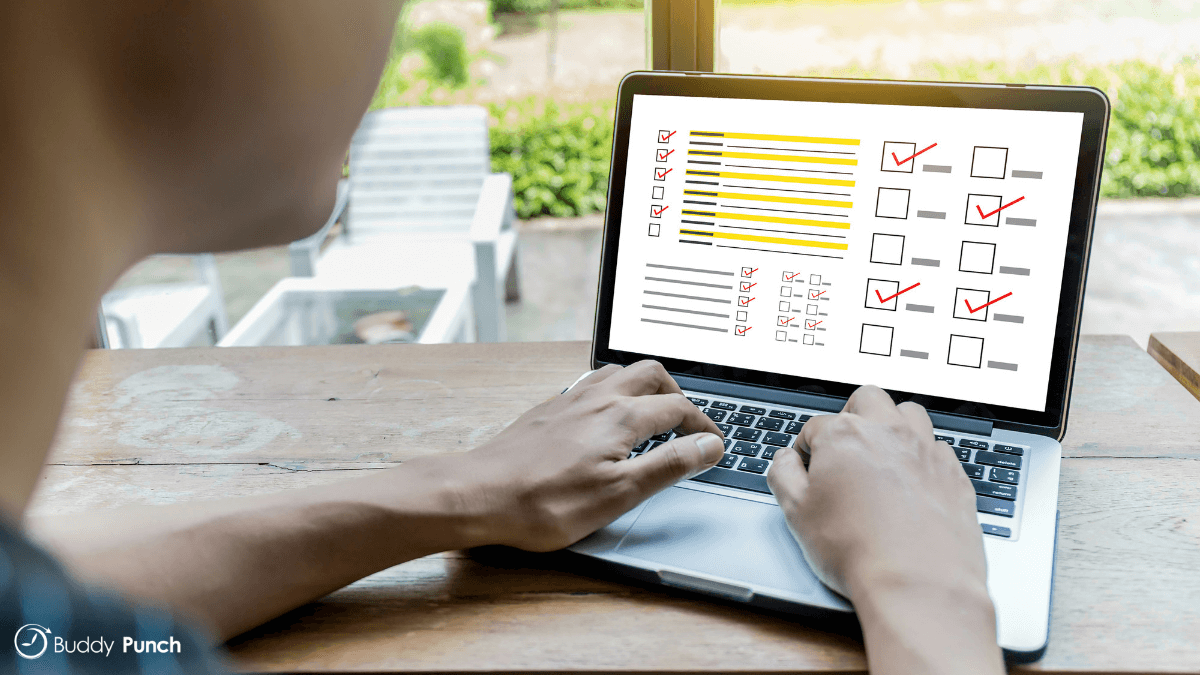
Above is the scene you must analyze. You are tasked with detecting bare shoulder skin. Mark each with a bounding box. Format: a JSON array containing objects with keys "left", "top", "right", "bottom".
[{"left": 0, "top": 2, "right": 1003, "bottom": 672}]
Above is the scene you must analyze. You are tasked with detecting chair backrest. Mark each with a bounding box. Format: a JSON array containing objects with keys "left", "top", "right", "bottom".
[{"left": 347, "top": 105, "right": 491, "bottom": 237}]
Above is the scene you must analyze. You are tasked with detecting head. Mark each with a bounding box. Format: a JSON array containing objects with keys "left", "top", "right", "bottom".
[{"left": 0, "top": 0, "right": 401, "bottom": 516}]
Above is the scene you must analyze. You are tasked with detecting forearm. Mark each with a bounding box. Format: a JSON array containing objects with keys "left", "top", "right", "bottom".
[
  {"left": 850, "top": 569, "right": 1005, "bottom": 675},
  {"left": 27, "top": 454, "right": 487, "bottom": 641}
]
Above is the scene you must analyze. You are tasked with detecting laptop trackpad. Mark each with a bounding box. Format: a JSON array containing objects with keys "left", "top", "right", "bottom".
[{"left": 614, "top": 486, "right": 850, "bottom": 609}]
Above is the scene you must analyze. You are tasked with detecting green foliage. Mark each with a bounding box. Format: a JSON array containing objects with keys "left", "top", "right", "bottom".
[
  {"left": 489, "top": 100, "right": 614, "bottom": 218},
  {"left": 412, "top": 22, "right": 471, "bottom": 88},
  {"left": 491, "top": 0, "right": 642, "bottom": 15}
]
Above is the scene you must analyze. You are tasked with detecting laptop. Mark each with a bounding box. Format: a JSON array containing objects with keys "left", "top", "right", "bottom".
[{"left": 567, "top": 71, "right": 1109, "bottom": 662}]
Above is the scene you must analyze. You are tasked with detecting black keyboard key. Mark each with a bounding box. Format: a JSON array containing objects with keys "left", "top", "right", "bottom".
[
  {"left": 975, "top": 451, "right": 1021, "bottom": 470},
  {"left": 691, "top": 466, "right": 770, "bottom": 494},
  {"left": 982, "top": 524, "right": 1011, "bottom": 538},
  {"left": 959, "top": 439, "right": 989, "bottom": 450},
  {"left": 769, "top": 410, "right": 796, "bottom": 420},
  {"left": 977, "top": 495, "right": 1015, "bottom": 518},
  {"left": 632, "top": 440, "right": 649, "bottom": 453},
  {"left": 971, "top": 479, "right": 1017, "bottom": 501},
  {"left": 762, "top": 431, "right": 792, "bottom": 447},
  {"left": 990, "top": 467, "right": 1020, "bottom": 484},
  {"left": 755, "top": 417, "right": 784, "bottom": 431},
  {"left": 717, "top": 453, "right": 739, "bottom": 469},
  {"left": 732, "top": 427, "right": 762, "bottom": 441},
  {"left": 961, "top": 463, "right": 985, "bottom": 479},
  {"left": 798, "top": 414, "right": 813, "bottom": 422},
  {"left": 646, "top": 441, "right": 663, "bottom": 452},
  {"left": 993, "top": 443, "right": 1024, "bottom": 456},
  {"left": 716, "top": 423, "right": 733, "bottom": 436},
  {"left": 953, "top": 447, "right": 971, "bottom": 462},
  {"left": 935, "top": 434, "right": 955, "bottom": 444},
  {"left": 731, "top": 441, "right": 762, "bottom": 457},
  {"left": 728, "top": 413, "right": 756, "bottom": 427},
  {"left": 738, "top": 458, "right": 769, "bottom": 474},
  {"left": 651, "top": 431, "right": 672, "bottom": 442},
  {"left": 704, "top": 408, "right": 727, "bottom": 423},
  {"left": 722, "top": 438, "right": 732, "bottom": 450},
  {"left": 710, "top": 401, "right": 737, "bottom": 410},
  {"left": 761, "top": 446, "right": 779, "bottom": 460},
  {"left": 785, "top": 420, "right": 806, "bottom": 434},
  {"left": 740, "top": 405, "right": 767, "bottom": 415},
  {"left": 688, "top": 397, "right": 709, "bottom": 406}
]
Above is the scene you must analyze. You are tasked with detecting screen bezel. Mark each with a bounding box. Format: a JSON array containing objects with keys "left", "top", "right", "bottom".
[{"left": 591, "top": 72, "right": 1109, "bottom": 437}]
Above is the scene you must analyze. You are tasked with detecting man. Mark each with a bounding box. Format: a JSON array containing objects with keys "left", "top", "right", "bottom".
[{"left": 0, "top": 2, "right": 1004, "bottom": 673}]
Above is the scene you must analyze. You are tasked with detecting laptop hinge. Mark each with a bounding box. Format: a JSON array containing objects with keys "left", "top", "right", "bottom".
[{"left": 673, "top": 374, "right": 994, "bottom": 437}]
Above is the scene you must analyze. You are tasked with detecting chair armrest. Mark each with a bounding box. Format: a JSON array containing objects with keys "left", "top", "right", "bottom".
[
  {"left": 469, "top": 173, "right": 514, "bottom": 245},
  {"left": 289, "top": 179, "right": 350, "bottom": 276}
]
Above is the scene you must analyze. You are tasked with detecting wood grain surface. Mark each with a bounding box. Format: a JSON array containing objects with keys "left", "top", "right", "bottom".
[
  {"left": 1148, "top": 331, "right": 1200, "bottom": 401},
  {"left": 27, "top": 336, "right": 1200, "bottom": 673}
]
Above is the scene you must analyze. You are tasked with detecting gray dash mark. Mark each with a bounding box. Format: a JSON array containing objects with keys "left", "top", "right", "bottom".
[
  {"left": 1005, "top": 217, "right": 1037, "bottom": 226},
  {"left": 998, "top": 266, "right": 1030, "bottom": 276},
  {"left": 988, "top": 361, "right": 1019, "bottom": 371},
  {"left": 911, "top": 258, "right": 941, "bottom": 267},
  {"left": 994, "top": 314, "right": 1025, "bottom": 324},
  {"left": 1011, "top": 170, "right": 1043, "bottom": 179},
  {"left": 923, "top": 165, "right": 952, "bottom": 173},
  {"left": 900, "top": 350, "right": 929, "bottom": 359},
  {"left": 917, "top": 210, "right": 947, "bottom": 220},
  {"left": 906, "top": 304, "right": 935, "bottom": 313}
]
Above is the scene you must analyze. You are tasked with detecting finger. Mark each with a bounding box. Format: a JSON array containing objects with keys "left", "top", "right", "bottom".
[
  {"left": 602, "top": 360, "right": 682, "bottom": 397},
  {"left": 896, "top": 400, "right": 934, "bottom": 438},
  {"left": 766, "top": 446, "right": 809, "bottom": 509},
  {"left": 573, "top": 364, "right": 623, "bottom": 389},
  {"left": 625, "top": 392, "right": 721, "bottom": 440},
  {"left": 842, "top": 384, "right": 899, "bottom": 420},
  {"left": 621, "top": 432, "right": 724, "bottom": 495},
  {"left": 795, "top": 412, "right": 835, "bottom": 457}
]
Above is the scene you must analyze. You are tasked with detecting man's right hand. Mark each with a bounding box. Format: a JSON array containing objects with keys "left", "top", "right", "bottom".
[{"left": 767, "top": 385, "right": 1004, "bottom": 675}]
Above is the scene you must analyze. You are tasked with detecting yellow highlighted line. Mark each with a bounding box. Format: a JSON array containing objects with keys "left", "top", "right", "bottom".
[
  {"left": 679, "top": 228, "right": 849, "bottom": 251},
  {"left": 682, "top": 209, "right": 850, "bottom": 230},
  {"left": 683, "top": 190, "right": 852, "bottom": 209},
  {"left": 689, "top": 149, "right": 857, "bottom": 166},
  {"left": 691, "top": 131, "right": 860, "bottom": 146},
  {"left": 686, "top": 169, "right": 855, "bottom": 188}
]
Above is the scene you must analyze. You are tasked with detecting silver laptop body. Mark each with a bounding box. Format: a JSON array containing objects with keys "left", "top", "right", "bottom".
[{"left": 571, "top": 72, "right": 1108, "bottom": 662}]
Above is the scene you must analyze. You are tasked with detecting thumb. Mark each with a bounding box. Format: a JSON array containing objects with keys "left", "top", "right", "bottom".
[
  {"left": 767, "top": 445, "right": 810, "bottom": 509},
  {"left": 623, "top": 432, "right": 725, "bottom": 495}
]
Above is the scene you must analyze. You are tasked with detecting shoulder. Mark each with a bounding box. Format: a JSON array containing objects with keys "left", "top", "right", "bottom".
[{"left": 1, "top": 520, "right": 227, "bottom": 673}]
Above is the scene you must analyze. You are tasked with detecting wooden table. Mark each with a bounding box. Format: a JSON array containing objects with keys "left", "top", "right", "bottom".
[
  {"left": 1149, "top": 331, "right": 1200, "bottom": 401},
  {"left": 30, "top": 336, "right": 1200, "bottom": 673}
]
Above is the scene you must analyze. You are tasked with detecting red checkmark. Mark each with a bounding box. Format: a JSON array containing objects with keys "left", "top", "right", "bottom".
[
  {"left": 784, "top": 272, "right": 799, "bottom": 281},
  {"left": 736, "top": 326, "right": 751, "bottom": 335},
  {"left": 739, "top": 297, "right": 754, "bottom": 306},
  {"left": 780, "top": 316, "right": 794, "bottom": 325},
  {"left": 740, "top": 282, "right": 756, "bottom": 291},
  {"left": 806, "top": 320, "right": 822, "bottom": 329},
  {"left": 657, "top": 149, "right": 675, "bottom": 160},
  {"left": 749, "top": 268, "right": 759, "bottom": 275},
  {"left": 652, "top": 205, "right": 668, "bottom": 216},
  {"left": 655, "top": 167, "right": 673, "bottom": 179},
  {"left": 810, "top": 290, "right": 826, "bottom": 299},
  {"left": 892, "top": 142, "right": 937, "bottom": 166},
  {"left": 976, "top": 196, "right": 1025, "bottom": 220},
  {"left": 965, "top": 292, "right": 1012, "bottom": 313},
  {"left": 875, "top": 282, "right": 920, "bottom": 304},
  {"left": 660, "top": 130, "right": 676, "bottom": 142}
]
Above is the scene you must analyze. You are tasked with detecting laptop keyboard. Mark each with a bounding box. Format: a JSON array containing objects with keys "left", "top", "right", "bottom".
[{"left": 629, "top": 394, "right": 1023, "bottom": 538}]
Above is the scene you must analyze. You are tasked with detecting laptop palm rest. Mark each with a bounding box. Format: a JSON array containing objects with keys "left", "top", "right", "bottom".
[{"left": 611, "top": 486, "right": 852, "bottom": 611}]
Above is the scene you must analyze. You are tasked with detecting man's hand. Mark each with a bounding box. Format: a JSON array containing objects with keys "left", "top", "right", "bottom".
[
  {"left": 461, "top": 361, "right": 725, "bottom": 552},
  {"left": 767, "top": 385, "right": 1003, "bottom": 675}
]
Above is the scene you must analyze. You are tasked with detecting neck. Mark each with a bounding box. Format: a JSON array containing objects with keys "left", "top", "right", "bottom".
[{"left": 0, "top": 10, "right": 150, "bottom": 517}]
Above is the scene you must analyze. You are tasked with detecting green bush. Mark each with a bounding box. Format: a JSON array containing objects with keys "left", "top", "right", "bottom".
[
  {"left": 489, "top": 100, "right": 614, "bottom": 218},
  {"left": 411, "top": 22, "right": 471, "bottom": 88},
  {"left": 491, "top": 0, "right": 642, "bottom": 15}
]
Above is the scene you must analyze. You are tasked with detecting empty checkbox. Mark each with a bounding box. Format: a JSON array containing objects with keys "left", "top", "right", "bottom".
[
  {"left": 876, "top": 187, "right": 911, "bottom": 220},
  {"left": 779, "top": 300, "right": 791, "bottom": 312},
  {"left": 776, "top": 330, "right": 787, "bottom": 341},
  {"left": 651, "top": 185, "right": 665, "bottom": 200},
  {"left": 806, "top": 304, "right": 819, "bottom": 315},
  {"left": 959, "top": 241, "right": 996, "bottom": 274},
  {"left": 870, "top": 233, "right": 905, "bottom": 265},
  {"left": 803, "top": 333, "right": 816, "bottom": 345},
  {"left": 648, "top": 223, "right": 660, "bottom": 237},
  {"left": 948, "top": 334, "right": 985, "bottom": 368},
  {"left": 859, "top": 324, "right": 894, "bottom": 356},
  {"left": 736, "top": 310, "right": 748, "bottom": 322},
  {"left": 971, "top": 146, "right": 1008, "bottom": 179},
  {"left": 780, "top": 286, "right": 792, "bottom": 297}
]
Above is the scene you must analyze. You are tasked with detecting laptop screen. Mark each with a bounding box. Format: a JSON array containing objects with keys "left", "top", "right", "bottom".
[{"left": 606, "top": 93, "right": 1086, "bottom": 413}]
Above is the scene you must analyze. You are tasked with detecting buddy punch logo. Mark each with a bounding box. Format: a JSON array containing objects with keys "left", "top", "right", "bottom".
[{"left": 13, "top": 623, "right": 182, "bottom": 659}]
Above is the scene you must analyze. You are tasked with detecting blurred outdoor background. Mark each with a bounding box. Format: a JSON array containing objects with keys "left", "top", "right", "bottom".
[{"left": 109, "top": 0, "right": 1200, "bottom": 349}]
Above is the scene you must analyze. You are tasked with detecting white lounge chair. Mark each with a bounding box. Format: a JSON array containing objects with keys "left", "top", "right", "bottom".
[
  {"left": 288, "top": 106, "right": 519, "bottom": 342},
  {"left": 100, "top": 253, "right": 228, "bottom": 348}
]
